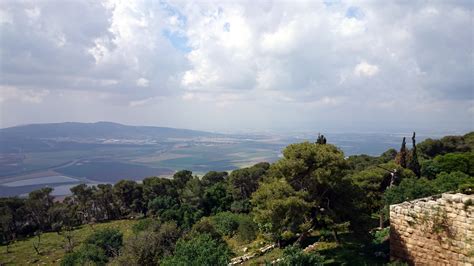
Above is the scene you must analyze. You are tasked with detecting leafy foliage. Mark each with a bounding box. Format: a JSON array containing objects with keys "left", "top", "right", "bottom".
[
  {"left": 251, "top": 178, "right": 312, "bottom": 242},
  {"left": 383, "top": 178, "right": 436, "bottom": 206},
  {"left": 421, "top": 152, "right": 474, "bottom": 179},
  {"left": 160, "top": 234, "right": 232, "bottom": 266},
  {"left": 118, "top": 221, "right": 181, "bottom": 265},
  {"left": 84, "top": 228, "right": 123, "bottom": 257},
  {"left": 277, "top": 246, "right": 323, "bottom": 266},
  {"left": 61, "top": 244, "right": 108, "bottom": 266}
]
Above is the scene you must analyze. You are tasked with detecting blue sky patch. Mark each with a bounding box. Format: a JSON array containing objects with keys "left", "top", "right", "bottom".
[
  {"left": 346, "top": 6, "right": 364, "bottom": 19},
  {"left": 162, "top": 29, "right": 191, "bottom": 53},
  {"left": 223, "top": 22, "right": 230, "bottom": 32}
]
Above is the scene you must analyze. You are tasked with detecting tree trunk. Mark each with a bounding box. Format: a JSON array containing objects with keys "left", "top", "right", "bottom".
[
  {"left": 295, "top": 231, "right": 309, "bottom": 246},
  {"left": 332, "top": 229, "right": 340, "bottom": 244},
  {"left": 379, "top": 212, "right": 384, "bottom": 229}
]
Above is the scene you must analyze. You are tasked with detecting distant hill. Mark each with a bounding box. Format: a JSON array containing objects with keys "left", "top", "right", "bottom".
[{"left": 0, "top": 121, "right": 220, "bottom": 140}]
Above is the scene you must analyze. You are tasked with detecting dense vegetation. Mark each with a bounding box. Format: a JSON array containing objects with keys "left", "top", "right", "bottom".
[{"left": 1, "top": 132, "right": 473, "bottom": 265}]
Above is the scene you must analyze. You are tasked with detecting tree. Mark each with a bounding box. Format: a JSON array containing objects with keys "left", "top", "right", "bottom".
[
  {"left": 379, "top": 148, "right": 397, "bottom": 163},
  {"left": 173, "top": 170, "right": 193, "bottom": 189},
  {"left": 278, "top": 246, "right": 324, "bottom": 266},
  {"left": 269, "top": 142, "right": 347, "bottom": 199},
  {"left": 350, "top": 162, "right": 415, "bottom": 228},
  {"left": 0, "top": 197, "right": 26, "bottom": 252},
  {"left": 407, "top": 132, "right": 421, "bottom": 178},
  {"left": 209, "top": 212, "right": 241, "bottom": 237},
  {"left": 61, "top": 244, "right": 108, "bottom": 266},
  {"left": 67, "top": 184, "right": 95, "bottom": 224},
  {"left": 236, "top": 214, "right": 258, "bottom": 243},
  {"left": 431, "top": 171, "right": 473, "bottom": 193},
  {"left": 85, "top": 228, "right": 123, "bottom": 257},
  {"left": 227, "top": 163, "right": 269, "bottom": 213},
  {"left": 201, "top": 182, "right": 232, "bottom": 215},
  {"left": 395, "top": 137, "right": 407, "bottom": 168},
  {"left": 94, "top": 184, "right": 119, "bottom": 221},
  {"left": 251, "top": 178, "right": 312, "bottom": 244},
  {"left": 26, "top": 188, "right": 55, "bottom": 231},
  {"left": 160, "top": 234, "right": 232, "bottom": 266},
  {"left": 180, "top": 176, "right": 204, "bottom": 209},
  {"left": 421, "top": 152, "right": 474, "bottom": 179},
  {"left": 268, "top": 142, "right": 371, "bottom": 242},
  {"left": 113, "top": 180, "right": 143, "bottom": 216},
  {"left": 383, "top": 178, "right": 436, "bottom": 207},
  {"left": 228, "top": 163, "right": 268, "bottom": 201},
  {"left": 148, "top": 196, "right": 202, "bottom": 229},
  {"left": 118, "top": 221, "right": 181, "bottom": 265},
  {"left": 201, "top": 171, "right": 228, "bottom": 186},
  {"left": 142, "top": 177, "right": 177, "bottom": 214},
  {"left": 316, "top": 134, "right": 327, "bottom": 145},
  {"left": 417, "top": 133, "right": 472, "bottom": 158}
]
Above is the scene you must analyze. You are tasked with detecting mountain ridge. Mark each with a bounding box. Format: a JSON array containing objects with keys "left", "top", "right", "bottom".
[{"left": 0, "top": 121, "right": 221, "bottom": 140}]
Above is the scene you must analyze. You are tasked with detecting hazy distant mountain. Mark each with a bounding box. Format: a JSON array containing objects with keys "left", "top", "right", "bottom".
[{"left": 0, "top": 121, "right": 219, "bottom": 140}]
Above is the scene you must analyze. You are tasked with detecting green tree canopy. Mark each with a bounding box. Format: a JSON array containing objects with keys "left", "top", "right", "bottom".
[
  {"left": 161, "top": 233, "right": 232, "bottom": 266},
  {"left": 251, "top": 178, "right": 312, "bottom": 242}
]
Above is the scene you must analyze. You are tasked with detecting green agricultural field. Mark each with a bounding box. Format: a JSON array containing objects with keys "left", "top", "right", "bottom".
[{"left": 0, "top": 219, "right": 138, "bottom": 265}]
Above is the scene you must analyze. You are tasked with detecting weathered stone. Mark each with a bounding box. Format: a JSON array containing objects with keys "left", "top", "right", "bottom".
[{"left": 390, "top": 193, "right": 472, "bottom": 265}]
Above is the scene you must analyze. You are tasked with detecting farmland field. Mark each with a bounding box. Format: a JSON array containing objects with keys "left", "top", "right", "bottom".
[{"left": 0, "top": 129, "right": 436, "bottom": 197}]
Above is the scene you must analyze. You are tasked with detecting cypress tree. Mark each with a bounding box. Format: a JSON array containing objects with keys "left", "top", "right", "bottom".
[
  {"left": 408, "top": 132, "right": 421, "bottom": 177},
  {"left": 396, "top": 137, "right": 407, "bottom": 168}
]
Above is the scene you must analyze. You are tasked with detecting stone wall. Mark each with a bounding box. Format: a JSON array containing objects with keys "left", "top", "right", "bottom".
[{"left": 390, "top": 193, "right": 474, "bottom": 265}]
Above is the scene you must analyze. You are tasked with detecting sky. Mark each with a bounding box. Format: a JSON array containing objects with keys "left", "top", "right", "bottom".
[{"left": 0, "top": 0, "right": 472, "bottom": 133}]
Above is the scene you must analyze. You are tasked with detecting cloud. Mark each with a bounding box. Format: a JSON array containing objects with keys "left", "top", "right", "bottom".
[
  {"left": 0, "top": 86, "right": 49, "bottom": 103},
  {"left": 136, "top": 78, "right": 150, "bottom": 87},
  {"left": 354, "top": 61, "right": 379, "bottom": 77},
  {"left": 0, "top": 0, "right": 472, "bottom": 132}
]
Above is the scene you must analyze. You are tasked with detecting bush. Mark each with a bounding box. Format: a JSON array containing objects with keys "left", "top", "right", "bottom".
[
  {"left": 61, "top": 244, "right": 108, "bottom": 266},
  {"left": 161, "top": 233, "right": 232, "bottom": 266},
  {"left": 383, "top": 178, "right": 437, "bottom": 206},
  {"left": 422, "top": 152, "right": 474, "bottom": 178},
  {"left": 132, "top": 218, "right": 155, "bottom": 234},
  {"left": 191, "top": 217, "right": 222, "bottom": 240},
  {"left": 277, "top": 246, "right": 323, "bottom": 266},
  {"left": 117, "top": 222, "right": 180, "bottom": 265},
  {"left": 85, "top": 228, "right": 123, "bottom": 257},
  {"left": 432, "top": 171, "right": 473, "bottom": 193},
  {"left": 211, "top": 212, "right": 241, "bottom": 237},
  {"left": 236, "top": 215, "right": 258, "bottom": 243}
]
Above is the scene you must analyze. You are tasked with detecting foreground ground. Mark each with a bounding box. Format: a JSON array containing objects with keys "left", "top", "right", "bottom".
[
  {"left": 0, "top": 219, "right": 390, "bottom": 265},
  {"left": 0, "top": 220, "right": 137, "bottom": 265}
]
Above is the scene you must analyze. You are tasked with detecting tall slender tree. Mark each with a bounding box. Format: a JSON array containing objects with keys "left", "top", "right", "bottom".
[
  {"left": 408, "top": 132, "right": 421, "bottom": 178},
  {"left": 396, "top": 137, "right": 407, "bottom": 168}
]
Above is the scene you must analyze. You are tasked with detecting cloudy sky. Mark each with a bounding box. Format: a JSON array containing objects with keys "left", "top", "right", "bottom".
[{"left": 0, "top": 0, "right": 472, "bottom": 133}]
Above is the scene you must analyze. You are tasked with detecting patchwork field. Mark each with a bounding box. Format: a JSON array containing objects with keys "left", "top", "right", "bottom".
[{"left": 0, "top": 131, "right": 433, "bottom": 197}]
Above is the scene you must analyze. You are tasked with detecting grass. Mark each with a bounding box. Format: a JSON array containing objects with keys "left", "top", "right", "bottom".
[{"left": 0, "top": 219, "right": 138, "bottom": 265}]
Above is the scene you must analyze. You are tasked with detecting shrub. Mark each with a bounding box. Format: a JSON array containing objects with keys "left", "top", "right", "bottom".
[
  {"left": 236, "top": 215, "right": 258, "bottom": 243},
  {"left": 277, "top": 246, "right": 323, "bottom": 266},
  {"left": 383, "top": 178, "right": 437, "bottom": 206},
  {"left": 61, "top": 244, "right": 108, "bottom": 266},
  {"left": 117, "top": 222, "right": 180, "bottom": 265},
  {"left": 85, "top": 228, "right": 123, "bottom": 257},
  {"left": 132, "top": 218, "right": 160, "bottom": 234},
  {"left": 432, "top": 171, "right": 472, "bottom": 193},
  {"left": 211, "top": 212, "right": 241, "bottom": 237},
  {"left": 161, "top": 234, "right": 232, "bottom": 266}
]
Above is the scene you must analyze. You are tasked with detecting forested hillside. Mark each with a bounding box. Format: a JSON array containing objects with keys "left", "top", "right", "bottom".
[{"left": 1, "top": 132, "right": 473, "bottom": 265}]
